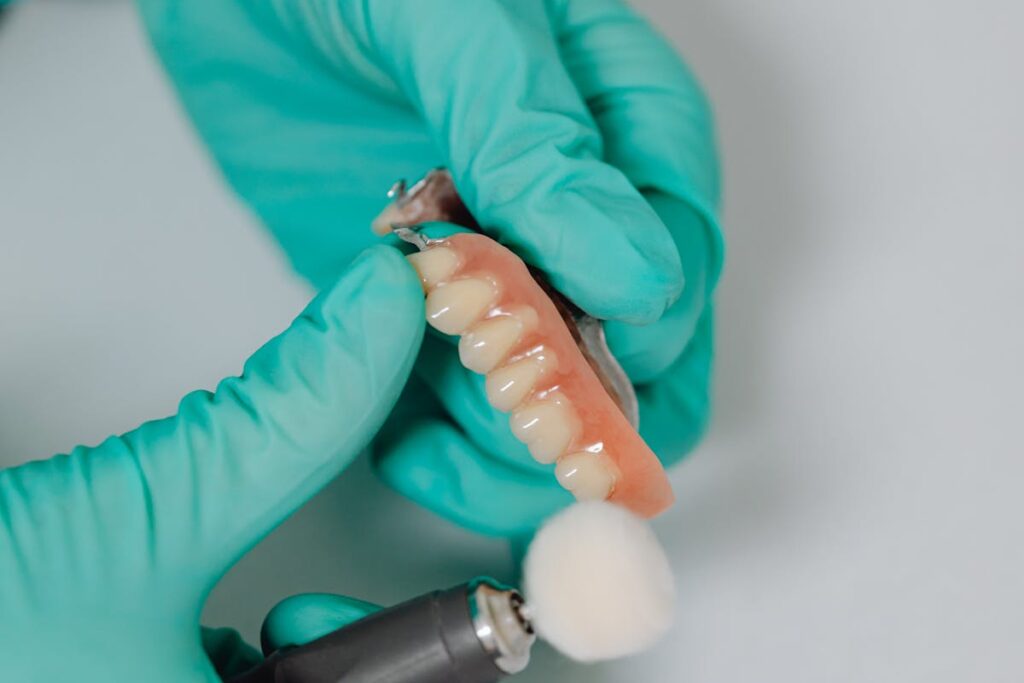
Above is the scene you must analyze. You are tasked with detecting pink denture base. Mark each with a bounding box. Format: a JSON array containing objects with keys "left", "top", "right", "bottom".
[{"left": 441, "top": 233, "right": 674, "bottom": 518}]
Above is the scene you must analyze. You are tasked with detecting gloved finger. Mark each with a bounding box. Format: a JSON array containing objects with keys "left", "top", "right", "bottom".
[
  {"left": 374, "top": 418, "right": 573, "bottom": 538},
  {"left": 201, "top": 626, "right": 262, "bottom": 679},
  {"left": 53, "top": 246, "right": 423, "bottom": 585},
  {"left": 636, "top": 309, "right": 716, "bottom": 466},
  {"left": 553, "top": 0, "right": 723, "bottom": 263},
  {"left": 553, "top": 0, "right": 723, "bottom": 379},
  {"left": 261, "top": 593, "right": 380, "bottom": 655},
  {"left": 605, "top": 192, "right": 716, "bottom": 383},
  {"left": 350, "top": 0, "right": 683, "bottom": 324}
]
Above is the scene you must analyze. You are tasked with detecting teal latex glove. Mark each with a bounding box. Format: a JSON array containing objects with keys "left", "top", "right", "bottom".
[
  {"left": 140, "top": 0, "right": 724, "bottom": 536},
  {"left": 0, "top": 247, "right": 424, "bottom": 680},
  {"left": 204, "top": 591, "right": 382, "bottom": 679}
]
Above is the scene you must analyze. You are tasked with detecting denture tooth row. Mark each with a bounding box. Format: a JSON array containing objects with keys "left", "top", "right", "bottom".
[{"left": 407, "top": 246, "right": 618, "bottom": 502}]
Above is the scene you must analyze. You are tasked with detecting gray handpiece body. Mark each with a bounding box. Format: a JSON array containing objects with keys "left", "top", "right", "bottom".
[{"left": 229, "top": 583, "right": 513, "bottom": 683}]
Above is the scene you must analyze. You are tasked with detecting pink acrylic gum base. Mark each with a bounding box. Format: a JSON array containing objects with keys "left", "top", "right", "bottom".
[{"left": 430, "top": 233, "right": 674, "bottom": 519}]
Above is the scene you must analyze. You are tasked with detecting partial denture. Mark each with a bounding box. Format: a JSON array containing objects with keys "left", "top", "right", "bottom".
[{"left": 373, "top": 170, "right": 674, "bottom": 518}]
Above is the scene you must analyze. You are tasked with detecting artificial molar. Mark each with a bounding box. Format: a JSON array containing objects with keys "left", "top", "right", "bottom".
[
  {"left": 425, "top": 277, "right": 497, "bottom": 335},
  {"left": 458, "top": 306, "right": 539, "bottom": 374},
  {"left": 555, "top": 450, "right": 618, "bottom": 501},
  {"left": 510, "top": 392, "right": 581, "bottom": 464},
  {"left": 407, "top": 247, "right": 460, "bottom": 291}
]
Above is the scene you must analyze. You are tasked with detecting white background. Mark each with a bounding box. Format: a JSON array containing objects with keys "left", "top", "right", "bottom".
[{"left": 1, "top": 1, "right": 1022, "bottom": 681}]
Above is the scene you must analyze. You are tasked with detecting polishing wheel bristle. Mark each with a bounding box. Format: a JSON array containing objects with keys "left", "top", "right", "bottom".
[{"left": 523, "top": 501, "right": 676, "bottom": 662}]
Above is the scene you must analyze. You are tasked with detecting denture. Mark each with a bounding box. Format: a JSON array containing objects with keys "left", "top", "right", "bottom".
[{"left": 373, "top": 170, "right": 674, "bottom": 518}]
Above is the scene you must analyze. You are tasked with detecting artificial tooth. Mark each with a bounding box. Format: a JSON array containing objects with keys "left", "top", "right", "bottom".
[
  {"left": 555, "top": 451, "right": 617, "bottom": 501},
  {"left": 407, "top": 247, "right": 460, "bottom": 291},
  {"left": 510, "top": 392, "right": 580, "bottom": 464},
  {"left": 508, "top": 305, "right": 540, "bottom": 331},
  {"left": 523, "top": 347, "right": 558, "bottom": 374},
  {"left": 459, "top": 315, "right": 524, "bottom": 373},
  {"left": 485, "top": 349, "right": 559, "bottom": 412},
  {"left": 425, "top": 278, "right": 497, "bottom": 335}
]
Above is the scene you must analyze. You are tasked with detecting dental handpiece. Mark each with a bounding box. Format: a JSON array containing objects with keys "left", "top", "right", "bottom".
[{"left": 229, "top": 579, "right": 535, "bottom": 683}]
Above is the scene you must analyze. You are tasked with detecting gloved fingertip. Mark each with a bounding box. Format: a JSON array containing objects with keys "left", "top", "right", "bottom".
[
  {"left": 605, "top": 313, "right": 692, "bottom": 383},
  {"left": 609, "top": 207, "right": 686, "bottom": 324},
  {"left": 316, "top": 244, "right": 423, "bottom": 319},
  {"left": 488, "top": 168, "right": 684, "bottom": 324},
  {"left": 609, "top": 255, "right": 684, "bottom": 325},
  {"left": 292, "top": 242, "right": 426, "bottom": 422},
  {"left": 260, "top": 593, "right": 381, "bottom": 656}
]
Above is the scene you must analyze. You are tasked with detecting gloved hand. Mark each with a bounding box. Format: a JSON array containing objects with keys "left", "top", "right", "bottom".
[
  {"left": 140, "top": 0, "right": 724, "bottom": 536},
  {"left": 0, "top": 248, "right": 423, "bottom": 680}
]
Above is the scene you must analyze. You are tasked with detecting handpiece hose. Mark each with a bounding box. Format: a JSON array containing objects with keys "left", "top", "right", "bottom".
[{"left": 230, "top": 579, "right": 535, "bottom": 683}]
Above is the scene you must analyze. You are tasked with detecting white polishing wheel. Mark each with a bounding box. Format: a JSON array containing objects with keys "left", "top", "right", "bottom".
[{"left": 523, "top": 501, "right": 676, "bottom": 662}]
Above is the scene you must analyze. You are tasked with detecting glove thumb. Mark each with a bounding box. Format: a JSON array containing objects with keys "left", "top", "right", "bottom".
[{"left": 261, "top": 593, "right": 380, "bottom": 654}]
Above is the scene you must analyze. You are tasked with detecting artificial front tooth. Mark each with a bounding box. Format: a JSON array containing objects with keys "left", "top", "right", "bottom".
[
  {"left": 485, "top": 349, "right": 559, "bottom": 412},
  {"left": 459, "top": 315, "right": 524, "bottom": 373},
  {"left": 510, "top": 393, "right": 580, "bottom": 464},
  {"left": 407, "top": 247, "right": 460, "bottom": 291},
  {"left": 425, "top": 278, "right": 497, "bottom": 335},
  {"left": 555, "top": 451, "right": 616, "bottom": 501}
]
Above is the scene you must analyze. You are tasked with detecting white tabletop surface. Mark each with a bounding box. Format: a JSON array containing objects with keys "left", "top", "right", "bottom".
[{"left": 1, "top": 1, "right": 1022, "bottom": 681}]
